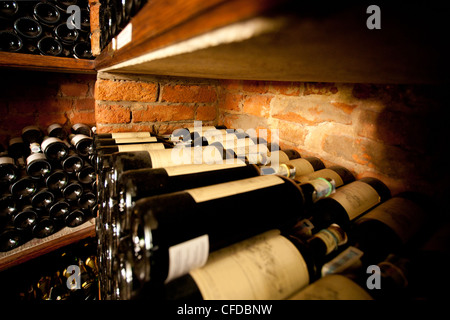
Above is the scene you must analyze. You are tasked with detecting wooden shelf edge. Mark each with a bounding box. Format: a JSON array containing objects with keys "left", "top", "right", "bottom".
[
  {"left": 0, "top": 218, "right": 96, "bottom": 272},
  {"left": 0, "top": 52, "right": 96, "bottom": 74}
]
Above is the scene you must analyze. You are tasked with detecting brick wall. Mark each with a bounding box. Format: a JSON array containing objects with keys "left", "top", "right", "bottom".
[
  {"left": 217, "top": 80, "right": 447, "bottom": 200},
  {"left": 0, "top": 69, "right": 96, "bottom": 146},
  {"left": 94, "top": 73, "right": 218, "bottom": 134}
]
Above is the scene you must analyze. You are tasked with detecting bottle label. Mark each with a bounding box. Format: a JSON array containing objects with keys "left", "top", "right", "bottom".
[
  {"left": 47, "top": 123, "right": 62, "bottom": 133},
  {"left": 163, "top": 146, "right": 225, "bottom": 167},
  {"left": 26, "top": 152, "right": 47, "bottom": 166},
  {"left": 190, "top": 230, "right": 310, "bottom": 300},
  {"left": 113, "top": 137, "right": 157, "bottom": 143},
  {"left": 164, "top": 160, "right": 246, "bottom": 176},
  {"left": 288, "top": 274, "right": 373, "bottom": 300},
  {"left": 0, "top": 157, "right": 15, "bottom": 165},
  {"left": 330, "top": 181, "right": 381, "bottom": 220},
  {"left": 296, "top": 168, "right": 344, "bottom": 187},
  {"left": 287, "top": 158, "right": 315, "bottom": 176},
  {"left": 321, "top": 246, "right": 364, "bottom": 277},
  {"left": 8, "top": 137, "right": 24, "bottom": 146},
  {"left": 186, "top": 175, "right": 284, "bottom": 203},
  {"left": 110, "top": 132, "right": 151, "bottom": 139},
  {"left": 117, "top": 143, "right": 165, "bottom": 152},
  {"left": 41, "top": 137, "right": 63, "bottom": 151},
  {"left": 166, "top": 234, "right": 209, "bottom": 283},
  {"left": 356, "top": 197, "right": 426, "bottom": 244},
  {"left": 310, "top": 229, "right": 339, "bottom": 255},
  {"left": 70, "top": 134, "right": 92, "bottom": 146},
  {"left": 234, "top": 144, "right": 269, "bottom": 157},
  {"left": 268, "top": 151, "right": 290, "bottom": 164}
]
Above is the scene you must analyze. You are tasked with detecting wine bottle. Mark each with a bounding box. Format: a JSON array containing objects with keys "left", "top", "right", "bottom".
[
  {"left": 267, "top": 149, "right": 301, "bottom": 164},
  {"left": 259, "top": 163, "right": 296, "bottom": 179},
  {"left": 47, "top": 123, "right": 67, "bottom": 140},
  {"left": 65, "top": 207, "right": 85, "bottom": 228},
  {"left": 280, "top": 157, "right": 326, "bottom": 177},
  {"left": 170, "top": 125, "right": 227, "bottom": 142},
  {"left": 293, "top": 177, "right": 391, "bottom": 239},
  {"left": 95, "top": 136, "right": 158, "bottom": 148},
  {"left": 22, "top": 125, "right": 43, "bottom": 145},
  {"left": 94, "top": 131, "right": 153, "bottom": 141},
  {"left": 128, "top": 175, "right": 307, "bottom": 288},
  {"left": 78, "top": 191, "right": 97, "bottom": 210},
  {"left": 95, "top": 142, "right": 165, "bottom": 156},
  {"left": 0, "top": 194, "right": 19, "bottom": 221},
  {"left": 10, "top": 205, "right": 38, "bottom": 232},
  {"left": 295, "top": 165, "right": 355, "bottom": 188},
  {"left": 70, "top": 134, "right": 93, "bottom": 157},
  {"left": 41, "top": 136, "right": 69, "bottom": 162},
  {"left": 71, "top": 123, "right": 92, "bottom": 137},
  {"left": 72, "top": 41, "right": 93, "bottom": 59},
  {"left": 13, "top": 17, "right": 42, "bottom": 40},
  {"left": 344, "top": 192, "right": 430, "bottom": 266},
  {"left": 54, "top": 22, "right": 78, "bottom": 45},
  {"left": 0, "top": 156, "right": 19, "bottom": 183},
  {"left": 8, "top": 137, "right": 30, "bottom": 168},
  {"left": 9, "top": 172, "right": 38, "bottom": 200},
  {"left": 61, "top": 150, "right": 84, "bottom": 174},
  {"left": 0, "top": 30, "right": 23, "bottom": 52},
  {"left": 62, "top": 179, "right": 83, "bottom": 203},
  {"left": 76, "top": 164, "right": 95, "bottom": 185},
  {"left": 37, "top": 36, "right": 63, "bottom": 56},
  {"left": 0, "top": 225, "right": 24, "bottom": 252},
  {"left": 115, "top": 160, "right": 260, "bottom": 235},
  {"left": 31, "top": 187, "right": 55, "bottom": 209},
  {"left": 26, "top": 152, "right": 52, "bottom": 180},
  {"left": 0, "top": 0, "right": 19, "bottom": 19},
  {"left": 130, "top": 224, "right": 347, "bottom": 300},
  {"left": 33, "top": 2, "right": 61, "bottom": 28},
  {"left": 49, "top": 199, "right": 70, "bottom": 222},
  {"left": 190, "top": 129, "right": 247, "bottom": 146},
  {"left": 32, "top": 210, "right": 57, "bottom": 239},
  {"left": 45, "top": 169, "right": 69, "bottom": 191}
]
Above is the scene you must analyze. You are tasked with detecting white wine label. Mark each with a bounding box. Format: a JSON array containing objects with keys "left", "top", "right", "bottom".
[
  {"left": 166, "top": 234, "right": 209, "bottom": 283},
  {"left": 70, "top": 134, "right": 92, "bottom": 146},
  {"left": 47, "top": 123, "right": 62, "bottom": 133},
  {"left": 41, "top": 137, "right": 62, "bottom": 151},
  {"left": 268, "top": 151, "right": 290, "bottom": 164},
  {"left": 186, "top": 175, "right": 284, "bottom": 203},
  {"left": 164, "top": 160, "right": 246, "bottom": 176},
  {"left": 9, "top": 137, "right": 24, "bottom": 146},
  {"left": 190, "top": 230, "right": 310, "bottom": 300},
  {"left": 116, "top": 23, "right": 132, "bottom": 50},
  {"left": 110, "top": 132, "right": 151, "bottom": 138},
  {"left": 117, "top": 143, "right": 165, "bottom": 152},
  {"left": 296, "top": 168, "right": 344, "bottom": 187},
  {"left": 321, "top": 246, "right": 364, "bottom": 277},
  {"left": 234, "top": 143, "right": 269, "bottom": 156},
  {"left": 288, "top": 159, "right": 315, "bottom": 176},
  {"left": 0, "top": 157, "right": 15, "bottom": 165},
  {"left": 330, "top": 181, "right": 381, "bottom": 221},
  {"left": 288, "top": 274, "right": 373, "bottom": 300},
  {"left": 310, "top": 229, "right": 339, "bottom": 255},
  {"left": 186, "top": 126, "right": 217, "bottom": 133},
  {"left": 26, "top": 152, "right": 47, "bottom": 165},
  {"left": 357, "top": 197, "right": 426, "bottom": 244},
  {"left": 113, "top": 137, "right": 157, "bottom": 143}
]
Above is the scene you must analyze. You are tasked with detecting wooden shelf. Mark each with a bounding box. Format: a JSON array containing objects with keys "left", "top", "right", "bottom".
[
  {"left": 0, "top": 52, "right": 95, "bottom": 74},
  {"left": 96, "top": 1, "right": 448, "bottom": 84},
  {"left": 0, "top": 218, "right": 96, "bottom": 272}
]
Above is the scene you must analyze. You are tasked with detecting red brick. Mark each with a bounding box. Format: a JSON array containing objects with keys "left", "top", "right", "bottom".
[
  {"left": 242, "top": 95, "right": 272, "bottom": 117},
  {"left": 89, "top": 2, "right": 101, "bottom": 32},
  {"left": 196, "top": 105, "right": 216, "bottom": 121},
  {"left": 161, "top": 84, "right": 217, "bottom": 103},
  {"left": 277, "top": 122, "right": 308, "bottom": 145},
  {"left": 90, "top": 30, "right": 101, "bottom": 56},
  {"left": 133, "top": 105, "right": 195, "bottom": 122},
  {"left": 35, "top": 99, "right": 74, "bottom": 113},
  {"left": 304, "top": 83, "right": 338, "bottom": 96},
  {"left": 60, "top": 83, "right": 89, "bottom": 97},
  {"left": 95, "top": 104, "right": 131, "bottom": 124},
  {"left": 69, "top": 111, "right": 96, "bottom": 125},
  {"left": 95, "top": 79, "right": 158, "bottom": 102},
  {"left": 242, "top": 80, "right": 269, "bottom": 94},
  {"left": 269, "top": 81, "right": 302, "bottom": 96},
  {"left": 37, "top": 113, "right": 68, "bottom": 129},
  {"left": 74, "top": 98, "right": 95, "bottom": 111},
  {"left": 219, "top": 80, "right": 241, "bottom": 91},
  {"left": 218, "top": 93, "right": 243, "bottom": 112}
]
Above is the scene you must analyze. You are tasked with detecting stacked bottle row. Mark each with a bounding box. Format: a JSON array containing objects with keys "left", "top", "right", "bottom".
[
  {"left": 0, "top": 0, "right": 93, "bottom": 59},
  {"left": 98, "top": 0, "right": 147, "bottom": 51},
  {"left": 0, "top": 123, "right": 97, "bottom": 252},
  {"left": 0, "top": 237, "right": 99, "bottom": 300},
  {"left": 90, "top": 124, "right": 440, "bottom": 300}
]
